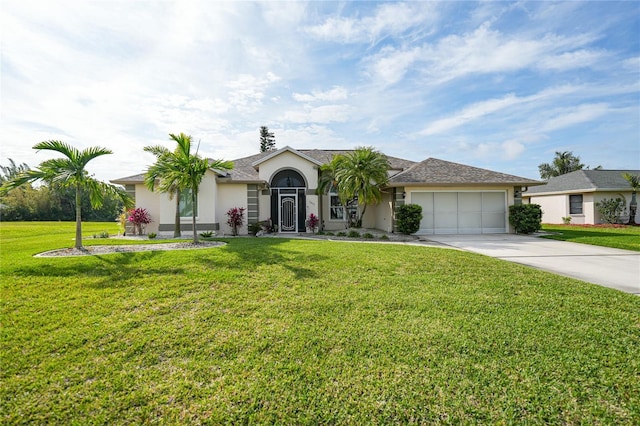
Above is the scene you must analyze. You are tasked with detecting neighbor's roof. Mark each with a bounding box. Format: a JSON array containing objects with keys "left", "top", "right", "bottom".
[
  {"left": 388, "top": 158, "right": 542, "bottom": 186},
  {"left": 524, "top": 169, "right": 640, "bottom": 195},
  {"left": 111, "top": 173, "right": 145, "bottom": 184}
]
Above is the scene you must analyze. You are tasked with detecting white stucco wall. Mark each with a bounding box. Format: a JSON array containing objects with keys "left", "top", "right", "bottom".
[
  {"left": 132, "top": 184, "right": 160, "bottom": 233},
  {"left": 374, "top": 192, "right": 394, "bottom": 233},
  {"left": 216, "top": 183, "right": 249, "bottom": 235},
  {"left": 257, "top": 151, "right": 319, "bottom": 190},
  {"left": 526, "top": 193, "right": 573, "bottom": 224}
]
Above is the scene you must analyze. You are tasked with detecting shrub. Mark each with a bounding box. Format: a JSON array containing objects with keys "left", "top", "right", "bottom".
[
  {"left": 396, "top": 204, "right": 423, "bottom": 234},
  {"left": 336, "top": 231, "right": 347, "bottom": 237},
  {"left": 325, "top": 232, "right": 335, "bottom": 236},
  {"left": 116, "top": 209, "right": 128, "bottom": 235},
  {"left": 92, "top": 231, "right": 109, "bottom": 239},
  {"left": 348, "top": 230, "right": 360, "bottom": 238},
  {"left": 261, "top": 218, "right": 276, "bottom": 233},
  {"left": 248, "top": 222, "right": 262, "bottom": 235},
  {"left": 595, "top": 197, "right": 627, "bottom": 224},
  {"left": 562, "top": 216, "right": 572, "bottom": 225},
  {"left": 200, "top": 231, "right": 214, "bottom": 238},
  {"left": 379, "top": 235, "right": 390, "bottom": 240},
  {"left": 148, "top": 232, "right": 157, "bottom": 239},
  {"left": 127, "top": 208, "right": 152, "bottom": 235},
  {"left": 362, "top": 232, "right": 374, "bottom": 239},
  {"left": 306, "top": 213, "right": 319, "bottom": 233},
  {"left": 226, "top": 207, "right": 246, "bottom": 236},
  {"left": 508, "top": 204, "right": 542, "bottom": 234}
]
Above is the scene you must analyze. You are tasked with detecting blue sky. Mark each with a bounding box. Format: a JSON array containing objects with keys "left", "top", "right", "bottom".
[{"left": 1, "top": 1, "right": 638, "bottom": 182}]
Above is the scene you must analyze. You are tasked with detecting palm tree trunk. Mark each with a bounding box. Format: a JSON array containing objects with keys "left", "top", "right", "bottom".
[
  {"left": 628, "top": 192, "right": 637, "bottom": 225},
  {"left": 358, "top": 204, "right": 368, "bottom": 228},
  {"left": 191, "top": 188, "right": 198, "bottom": 243},
  {"left": 174, "top": 189, "right": 181, "bottom": 238},
  {"left": 75, "top": 183, "right": 82, "bottom": 249}
]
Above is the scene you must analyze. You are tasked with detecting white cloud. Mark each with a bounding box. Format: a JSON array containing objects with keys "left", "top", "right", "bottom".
[
  {"left": 537, "top": 49, "right": 606, "bottom": 71},
  {"left": 418, "top": 85, "right": 580, "bottom": 136},
  {"left": 420, "top": 94, "right": 520, "bottom": 136},
  {"left": 541, "top": 103, "right": 612, "bottom": 132},
  {"left": 305, "top": 2, "right": 438, "bottom": 43},
  {"left": 363, "top": 45, "right": 423, "bottom": 86},
  {"left": 283, "top": 105, "right": 354, "bottom": 124},
  {"left": 364, "top": 22, "right": 602, "bottom": 86},
  {"left": 293, "top": 86, "right": 348, "bottom": 102}
]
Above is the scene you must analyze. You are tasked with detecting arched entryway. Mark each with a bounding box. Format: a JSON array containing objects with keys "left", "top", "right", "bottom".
[{"left": 270, "top": 169, "right": 307, "bottom": 233}]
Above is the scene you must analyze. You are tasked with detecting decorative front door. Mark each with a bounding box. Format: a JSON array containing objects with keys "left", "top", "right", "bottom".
[{"left": 280, "top": 194, "right": 297, "bottom": 232}]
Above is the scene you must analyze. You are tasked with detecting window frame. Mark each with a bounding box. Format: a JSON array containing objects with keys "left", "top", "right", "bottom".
[
  {"left": 329, "top": 188, "right": 345, "bottom": 221},
  {"left": 569, "top": 194, "right": 583, "bottom": 215}
]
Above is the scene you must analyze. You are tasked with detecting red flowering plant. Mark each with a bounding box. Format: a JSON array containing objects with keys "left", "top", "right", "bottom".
[
  {"left": 128, "top": 207, "right": 152, "bottom": 235},
  {"left": 226, "top": 207, "right": 246, "bottom": 236},
  {"left": 306, "top": 213, "right": 319, "bottom": 234}
]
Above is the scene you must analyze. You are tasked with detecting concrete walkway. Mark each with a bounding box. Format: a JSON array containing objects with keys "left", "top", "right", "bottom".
[{"left": 422, "top": 234, "right": 640, "bottom": 295}]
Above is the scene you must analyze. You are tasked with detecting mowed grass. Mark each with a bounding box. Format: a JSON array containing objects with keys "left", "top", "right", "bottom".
[
  {"left": 541, "top": 224, "right": 640, "bottom": 252},
  {"left": 1, "top": 222, "right": 639, "bottom": 424}
]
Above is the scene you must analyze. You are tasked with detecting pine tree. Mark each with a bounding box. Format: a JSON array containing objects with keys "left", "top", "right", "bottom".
[{"left": 259, "top": 126, "right": 276, "bottom": 152}]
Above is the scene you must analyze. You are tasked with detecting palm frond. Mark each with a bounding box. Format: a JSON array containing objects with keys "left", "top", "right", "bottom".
[
  {"left": 144, "top": 145, "right": 170, "bottom": 157},
  {"left": 33, "top": 140, "right": 80, "bottom": 162}
]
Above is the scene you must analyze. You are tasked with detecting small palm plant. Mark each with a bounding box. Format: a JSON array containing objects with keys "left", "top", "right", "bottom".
[{"left": 623, "top": 173, "right": 639, "bottom": 225}]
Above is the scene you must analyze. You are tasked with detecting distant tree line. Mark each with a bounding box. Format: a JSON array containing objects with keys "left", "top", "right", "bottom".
[{"left": 0, "top": 158, "right": 124, "bottom": 222}]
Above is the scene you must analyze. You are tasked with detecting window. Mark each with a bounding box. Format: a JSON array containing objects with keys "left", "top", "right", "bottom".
[
  {"left": 330, "top": 193, "right": 344, "bottom": 220},
  {"left": 329, "top": 187, "right": 359, "bottom": 221},
  {"left": 179, "top": 189, "right": 197, "bottom": 217},
  {"left": 271, "top": 169, "right": 304, "bottom": 188},
  {"left": 569, "top": 194, "right": 583, "bottom": 214}
]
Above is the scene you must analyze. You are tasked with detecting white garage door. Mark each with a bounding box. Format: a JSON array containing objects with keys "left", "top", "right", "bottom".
[{"left": 411, "top": 191, "right": 506, "bottom": 234}]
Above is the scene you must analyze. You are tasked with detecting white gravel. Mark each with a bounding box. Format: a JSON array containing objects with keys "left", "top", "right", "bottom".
[{"left": 35, "top": 241, "right": 225, "bottom": 257}]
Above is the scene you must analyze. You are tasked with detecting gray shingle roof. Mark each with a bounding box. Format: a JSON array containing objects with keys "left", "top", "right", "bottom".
[
  {"left": 388, "top": 158, "right": 541, "bottom": 186},
  {"left": 525, "top": 169, "right": 640, "bottom": 195},
  {"left": 112, "top": 150, "right": 542, "bottom": 187},
  {"left": 111, "top": 173, "right": 146, "bottom": 184},
  {"left": 223, "top": 148, "right": 416, "bottom": 182}
]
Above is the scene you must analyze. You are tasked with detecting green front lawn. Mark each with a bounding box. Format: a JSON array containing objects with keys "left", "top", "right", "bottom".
[
  {"left": 1, "top": 222, "right": 639, "bottom": 424},
  {"left": 541, "top": 224, "right": 640, "bottom": 252}
]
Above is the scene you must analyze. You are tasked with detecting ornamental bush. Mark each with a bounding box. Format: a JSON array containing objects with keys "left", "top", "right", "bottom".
[
  {"left": 306, "top": 213, "right": 319, "bottom": 233},
  {"left": 508, "top": 204, "right": 542, "bottom": 234},
  {"left": 226, "top": 207, "right": 246, "bottom": 236},
  {"left": 396, "top": 204, "right": 423, "bottom": 234},
  {"left": 127, "top": 207, "right": 152, "bottom": 235},
  {"left": 595, "top": 197, "right": 626, "bottom": 224}
]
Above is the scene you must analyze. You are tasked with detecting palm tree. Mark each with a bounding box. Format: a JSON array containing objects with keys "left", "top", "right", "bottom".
[
  {"left": 149, "top": 133, "right": 232, "bottom": 243},
  {"left": 538, "top": 151, "right": 585, "bottom": 180},
  {"left": 144, "top": 145, "right": 185, "bottom": 238},
  {"left": 334, "top": 147, "right": 390, "bottom": 227},
  {"left": 0, "top": 140, "right": 132, "bottom": 249},
  {"left": 623, "top": 172, "right": 640, "bottom": 225},
  {"left": 317, "top": 154, "right": 350, "bottom": 228}
]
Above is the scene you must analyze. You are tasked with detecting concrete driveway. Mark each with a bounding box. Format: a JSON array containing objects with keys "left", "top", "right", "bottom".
[{"left": 422, "top": 234, "right": 640, "bottom": 294}]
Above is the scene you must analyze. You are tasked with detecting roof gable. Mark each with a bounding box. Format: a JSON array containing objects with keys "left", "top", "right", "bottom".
[
  {"left": 388, "top": 158, "right": 541, "bottom": 186},
  {"left": 251, "top": 146, "right": 323, "bottom": 167}
]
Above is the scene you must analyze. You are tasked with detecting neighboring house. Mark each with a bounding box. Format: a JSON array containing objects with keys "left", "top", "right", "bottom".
[
  {"left": 522, "top": 169, "right": 640, "bottom": 224},
  {"left": 111, "top": 146, "right": 541, "bottom": 236}
]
